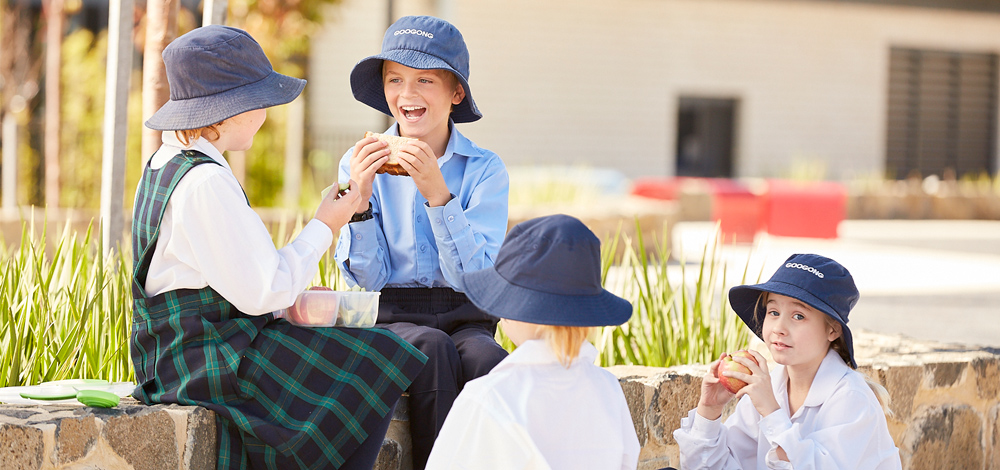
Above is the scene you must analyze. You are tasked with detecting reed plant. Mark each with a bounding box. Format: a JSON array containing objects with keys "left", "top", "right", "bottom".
[
  {"left": 0, "top": 220, "right": 133, "bottom": 388},
  {"left": 1, "top": 213, "right": 752, "bottom": 391},
  {"left": 593, "top": 221, "right": 755, "bottom": 368}
]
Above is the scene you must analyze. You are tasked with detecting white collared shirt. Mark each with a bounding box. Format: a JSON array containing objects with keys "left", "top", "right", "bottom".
[
  {"left": 425, "top": 340, "right": 640, "bottom": 470},
  {"left": 674, "top": 349, "right": 902, "bottom": 470},
  {"left": 137, "top": 132, "right": 333, "bottom": 315}
]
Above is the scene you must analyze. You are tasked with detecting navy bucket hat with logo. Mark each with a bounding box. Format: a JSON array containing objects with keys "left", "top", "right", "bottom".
[
  {"left": 729, "top": 254, "right": 860, "bottom": 368},
  {"left": 461, "top": 215, "right": 632, "bottom": 327},
  {"left": 350, "top": 15, "right": 482, "bottom": 123},
  {"left": 145, "top": 25, "right": 305, "bottom": 131}
]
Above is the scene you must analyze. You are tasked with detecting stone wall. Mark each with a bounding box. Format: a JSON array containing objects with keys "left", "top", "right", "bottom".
[
  {"left": 612, "top": 331, "right": 1000, "bottom": 470},
  {"left": 2, "top": 331, "right": 998, "bottom": 469}
]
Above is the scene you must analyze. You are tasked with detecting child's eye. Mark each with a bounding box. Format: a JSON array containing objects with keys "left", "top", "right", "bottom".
[
  {"left": 418, "top": 78, "right": 432, "bottom": 84},
  {"left": 386, "top": 77, "right": 401, "bottom": 84},
  {"left": 767, "top": 310, "right": 779, "bottom": 317},
  {"left": 793, "top": 313, "right": 805, "bottom": 320}
]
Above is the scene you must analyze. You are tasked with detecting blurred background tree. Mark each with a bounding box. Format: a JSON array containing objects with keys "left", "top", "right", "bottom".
[
  {"left": 1, "top": 1, "right": 44, "bottom": 207},
  {"left": 3, "top": 0, "right": 341, "bottom": 211},
  {"left": 225, "top": 0, "right": 341, "bottom": 208}
]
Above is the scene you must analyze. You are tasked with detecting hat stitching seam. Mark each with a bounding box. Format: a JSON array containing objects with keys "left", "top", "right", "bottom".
[
  {"left": 168, "top": 32, "right": 250, "bottom": 52},
  {"left": 169, "top": 72, "right": 277, "bottom": 103},
  {"left": 374, "top": 48, "right": 466, "bottom": 77},
  {"left": 749, "top": 280, "right": 847, "bottom": 322}
]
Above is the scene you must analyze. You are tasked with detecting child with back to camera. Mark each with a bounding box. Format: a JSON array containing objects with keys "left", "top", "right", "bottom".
[
  {"left": 425, "top": 214, "right": 641, "bottom": 470},
  {"left": 336, "top": 15, "right": 509, "bottom": 469},
  {"left": 132, "top": 25, "right": 426, "bottom": 469},
  {"left": 672, "top": 254, "right": 902, "bottom": 469}
]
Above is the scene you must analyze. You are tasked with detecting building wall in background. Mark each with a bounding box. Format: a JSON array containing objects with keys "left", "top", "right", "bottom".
[{"left": 308, "top": 0, "right": 1000, "bottom": 180}]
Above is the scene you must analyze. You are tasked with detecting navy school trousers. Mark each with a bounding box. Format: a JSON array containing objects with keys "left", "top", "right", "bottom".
[{"left": 376, "top": 287, "right": 509, "bottom": 470}]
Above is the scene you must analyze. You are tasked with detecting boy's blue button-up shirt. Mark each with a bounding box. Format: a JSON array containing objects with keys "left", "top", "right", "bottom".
[{"left": 335, "top": 123, "right": 509, "bottom": 292}]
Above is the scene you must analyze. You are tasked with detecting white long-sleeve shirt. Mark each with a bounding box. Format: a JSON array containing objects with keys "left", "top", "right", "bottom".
[
  {"left": 138, "top": 133, "right": 333, "bottom": 315},
  {"left": 426, "top": 340, "right": 640, "bottom": 470},
  {"left": 673, "top": 349, "right": 901, "bottom": 470}
]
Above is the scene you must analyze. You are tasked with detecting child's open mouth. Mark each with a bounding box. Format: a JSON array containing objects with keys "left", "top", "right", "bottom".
[{"left": 402, "top": 106, "right": 426, "bottom": 120}]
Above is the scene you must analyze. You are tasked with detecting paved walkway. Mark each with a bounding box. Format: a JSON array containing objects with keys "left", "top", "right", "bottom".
[{"left": 670, "top": 220, "right": 1000, "bottom": 350}]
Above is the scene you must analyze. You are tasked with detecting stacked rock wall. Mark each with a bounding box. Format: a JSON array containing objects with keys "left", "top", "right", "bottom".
[
  {"left": 2, "top": 331, "right": 997, "bottom": 469},
  {"left": 612, "top": 331, "right": 1000, "bottom": 470}
]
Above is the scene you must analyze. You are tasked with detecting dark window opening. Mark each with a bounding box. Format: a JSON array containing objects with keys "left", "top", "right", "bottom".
[
  {"left": 675, "top": 97, "right": 737, "bottom": 178},
  {"left": 886, "top": 48, "right": 998, "bottom": 179}
]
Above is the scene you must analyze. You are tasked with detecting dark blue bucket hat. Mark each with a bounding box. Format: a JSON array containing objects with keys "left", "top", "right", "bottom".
[
  {"left": 462, "top": 215, "right": 632, "bottom": 327},
  {"left": 350, "top": 15, "right": 482, "bottom": 123},
  {"left": 145, "top": 25, "right": 306, "bottom": 131},
  {"left": 729, "top": 254, "right": 860, "bottom": 367}
]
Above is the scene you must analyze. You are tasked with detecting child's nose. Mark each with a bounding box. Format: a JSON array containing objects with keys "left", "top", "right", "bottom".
[
  {"left": 401, "top": 81, "right": 418, "bottom": 98},
  {"left": 771, "top": 316, "right": 789, "bottom": 334}
]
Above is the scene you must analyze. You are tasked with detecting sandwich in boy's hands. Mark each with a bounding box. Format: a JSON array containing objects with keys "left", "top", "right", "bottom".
[{"left": 364, "top": 131, "right": 417, "bottom": 176}]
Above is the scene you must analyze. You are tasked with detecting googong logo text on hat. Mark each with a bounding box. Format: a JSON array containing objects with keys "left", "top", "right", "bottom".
[
  {"left": 785, "top": 262, "right": 825, "bottom": 278},
  {"left": 394, "top": 28, "right": 434, "bottom": 39}
]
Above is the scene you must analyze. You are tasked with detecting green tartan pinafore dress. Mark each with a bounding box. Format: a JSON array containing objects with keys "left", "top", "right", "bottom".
[{"left": 131, "top": 150, "right": 427, "bottom": 469}]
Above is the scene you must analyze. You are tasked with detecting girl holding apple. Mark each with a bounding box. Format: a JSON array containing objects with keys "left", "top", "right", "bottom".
[{"left": 672, "top": 254, "right": 901, "bottom": 470}]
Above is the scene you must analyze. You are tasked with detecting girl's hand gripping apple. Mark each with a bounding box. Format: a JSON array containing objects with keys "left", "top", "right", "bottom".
[{"left": 718, "top": 350, "right": 759, "bottom": 394}]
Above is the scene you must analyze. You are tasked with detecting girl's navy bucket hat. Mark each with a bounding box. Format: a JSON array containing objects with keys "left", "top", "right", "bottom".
[
  {"left": 350, "top": 15, "right": 482, "bottom": 124},
  {"left": 462, "top": 215, "right": 632, "bottom": 327},
  {"left": 145, "top": 25, "right": 305, "bottom": 131},
  {"left": 729, "top": 254, "right": 860, "bottom": 367}
]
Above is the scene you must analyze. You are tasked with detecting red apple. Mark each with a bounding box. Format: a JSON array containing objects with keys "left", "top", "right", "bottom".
[{"left": 718, "top": 350, "right": 759, "bottom": 394}]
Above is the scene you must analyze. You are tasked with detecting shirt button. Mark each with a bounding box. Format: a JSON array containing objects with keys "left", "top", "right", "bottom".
[
  {"left": 435, "top": 218, "right": 442, "bottom": 225},
  {"left": 420, "top": 245, "right": 427, "bottom": 252},
  {"left": 416, "top": 216, "right": 423, "bottom": 222},
  {"left": 447, "top": 215, "right": 455, "bottom": 222},
  {"left": 355, "top": 233, "right": 362, "bottom": 240},
  {"left": 420, "top": 277, "right": 428, "bottom": 283}
]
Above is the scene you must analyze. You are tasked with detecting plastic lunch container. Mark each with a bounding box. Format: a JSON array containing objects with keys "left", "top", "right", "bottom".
[{"left": 286, "top": 290, "right": 380, "bottom": 328}]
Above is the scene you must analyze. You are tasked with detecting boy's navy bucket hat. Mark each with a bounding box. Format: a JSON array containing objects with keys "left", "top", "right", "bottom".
[
  {"left": 462, "top": 215, "right": 632, "bottom": 327},
  {"left": 350, "top": 15, "right": 482, "bottom": 123},
  {"left": 729, "top": 254, "right": 860, "bottom": 368},
  {"left": 145, "top": 25, "right": 305, "bottom": 131}
]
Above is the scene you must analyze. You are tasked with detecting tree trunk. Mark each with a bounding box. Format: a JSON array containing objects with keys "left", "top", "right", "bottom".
[
  {"left": 141, "top": 0, "right": 179, "bottom": 163},
  {"left": 43, "top": 0, "right": 64, "bottom": 208}
]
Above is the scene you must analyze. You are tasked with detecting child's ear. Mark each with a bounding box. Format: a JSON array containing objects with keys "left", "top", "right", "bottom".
[
  {"left": 452, "top": 83, "right": 466, "bottom": 105},
  {"left": 827, "top": 322, "right": 843, "bottom": 342}
]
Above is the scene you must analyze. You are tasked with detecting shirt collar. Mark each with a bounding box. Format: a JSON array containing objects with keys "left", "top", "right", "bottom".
[
  {"left": 386, "top": 119, "right": 481, "bottom": 166},
  {"left": 492, "top": 339, "right": 599, "bottom": 371},
  {"left": 772, "top": 349, "right": 851, "bottom": 412},
  {"left": 157, "top": 131, "right": 232, "bottom": 172}
]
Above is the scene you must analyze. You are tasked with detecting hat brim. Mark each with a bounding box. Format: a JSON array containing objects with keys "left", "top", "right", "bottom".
[
  {"left": 350, "top": 49, "right": 482, "bottom": 124},
  {"left": 729, "top": 281, "right": 856, "bottom": 368},
  {"left": 462, "top": 266, "right": 632, "bottom": 327},
  {"left": 145, "top": 71, "right": 305, "bottom": 131}
]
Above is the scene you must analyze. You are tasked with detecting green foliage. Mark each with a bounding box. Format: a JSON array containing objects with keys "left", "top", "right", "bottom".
[
  {"left": 594, "top": 222, "right": 755, "bottom": 367},
  {"left": 56, "top": 28, "right": 145, "bottom": 211},
  {"left": 59, "top": 29, "right": 105, "bottom": 209},
  {"left": 0, "top": 219, "right": 133, "bottom": 388},
  {"left": 0, "top": 213, "right": 750, "bottom": 390}
]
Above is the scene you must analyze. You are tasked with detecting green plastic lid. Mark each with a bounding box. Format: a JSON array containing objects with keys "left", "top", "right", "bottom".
[
  {"left": 76, "top": 389, "right": 119, "bottom": 408},
  {"left": 20, "top": 390, "right": 78, "bottom": 401}
]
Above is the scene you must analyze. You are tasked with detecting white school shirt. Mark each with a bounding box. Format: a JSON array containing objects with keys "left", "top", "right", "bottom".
[
  {"left": 138, "top": 132, "right": 333, "bottom": 315},
  {"left": 425, "top": 340, "right": 640, "bottom": 470},
  {"left": 673, "top": 349, "right": 902, "bottom": 470}
]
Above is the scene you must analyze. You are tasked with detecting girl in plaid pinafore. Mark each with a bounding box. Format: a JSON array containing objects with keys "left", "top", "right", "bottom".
[{"left": 132, "top": 26, "right": 426, "bottom": 469}]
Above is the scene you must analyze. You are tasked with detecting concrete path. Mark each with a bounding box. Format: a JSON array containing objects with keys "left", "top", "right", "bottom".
[{"left": 670, "top": 220, "right": 1000, "bottom": 349}]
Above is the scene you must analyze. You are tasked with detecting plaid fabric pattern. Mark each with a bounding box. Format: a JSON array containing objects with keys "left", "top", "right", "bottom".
[{"left": 130, "top": 151, "right": 427, "bottom": 469}]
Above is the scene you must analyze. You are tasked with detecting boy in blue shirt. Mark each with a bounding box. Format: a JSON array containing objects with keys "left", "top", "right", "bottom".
[{"left": 335, "top": 15, "right": 510, "bottom": 470}]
